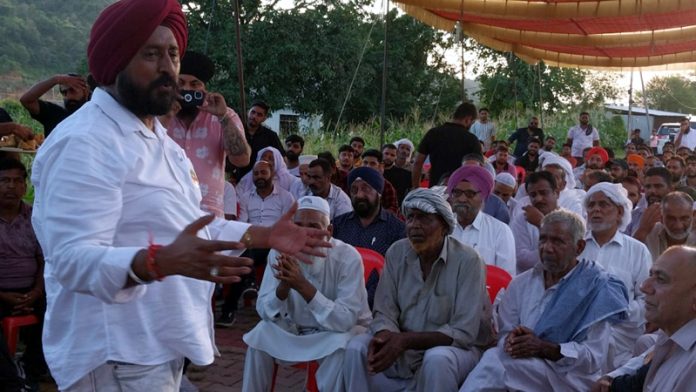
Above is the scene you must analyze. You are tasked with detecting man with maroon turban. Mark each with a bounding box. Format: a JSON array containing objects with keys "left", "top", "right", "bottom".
[{"left": 30, "top": 0, "right": 330, "bottom": 389}]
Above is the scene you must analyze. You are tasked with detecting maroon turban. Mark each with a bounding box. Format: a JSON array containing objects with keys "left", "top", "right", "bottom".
[
  {"left": 446, "top": 165, "right": 494, "bottom": 199},
  {"left": 88, "top": 0, "right": 188, "bottom": 86}
]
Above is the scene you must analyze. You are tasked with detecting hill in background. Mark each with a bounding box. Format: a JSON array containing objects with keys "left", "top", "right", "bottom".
[{"left": 0, "top": 0, "right": 116, "bottom": 98}]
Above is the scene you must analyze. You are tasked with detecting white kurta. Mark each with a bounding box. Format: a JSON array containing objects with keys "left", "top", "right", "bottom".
[
  {"left": 461, "top": 264, "right": 613, "bottom": 391},
  {"left": 31, "top": 89, "right": 250, "bottom": 390},
  {"left": 452, "top": 212, "right": 516, "bottom": 276},
  {"left": 243, "top": 238, "right": 372, "bottom": 361},
  {"left": 580, "top": 231, "right": 651, "bottom": 369},
  {"left": 510, "top": 212, "right": 540, "bottom": 274}
]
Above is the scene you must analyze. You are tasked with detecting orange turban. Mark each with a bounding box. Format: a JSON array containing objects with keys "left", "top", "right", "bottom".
[
  {"left": 88, "top": 0, "right": 188, "bottom": 86},
  {"left": 626, "top": 154, "right": 645, "bottom": 169},
  {"left": 585, "top": 147, "right": 609, "bottom": 165}
]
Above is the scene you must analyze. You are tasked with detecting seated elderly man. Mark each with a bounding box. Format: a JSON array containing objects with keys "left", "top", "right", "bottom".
[
  {"left": 461, "top": 210, "right": 629, "bottom": 391},
  {"left": 242, "top": 196, "right": 372, "bottom": 392},
  {"left": 645, "top": 191, "right": 696, "bottom": 261},
  {"left": 579, "top": 183, "right": 651, "bottom": 368},
  {"left": 447, "top": 165, "right": 516, "bottom": 276},
  {"left": 344, "top": 188, "right": 490, "bottom": 392},
  {"left": 592, "top": 246, "right": 696, "bottom": 392}
]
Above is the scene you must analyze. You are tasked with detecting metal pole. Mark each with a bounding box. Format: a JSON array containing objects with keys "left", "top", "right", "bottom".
[
  {"left": 537, "top": 63, "right": 543, "bottom": 128},
  {"left": 233, "top": 0, "right": 247, "bottom": 124},
  {"left": 639, "top": 70, "right": 651, "bottom": 139},
  {"left": 627, "top": 71, "right": 634, "bottom": 143},
  {"left": 379, "top": 0, "right": 389, "bottom": 147}
]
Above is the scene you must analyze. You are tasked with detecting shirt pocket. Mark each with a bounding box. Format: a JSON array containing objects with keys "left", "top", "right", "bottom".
[{"left": 427, "top": 295, "right": 452, "bottom": 325}]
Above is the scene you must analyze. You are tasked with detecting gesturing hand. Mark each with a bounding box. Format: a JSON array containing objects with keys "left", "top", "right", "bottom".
[
  {"left": 368, "top": 331, "right": 405, "bottom": 374},
  {"left": 267, "top": 203, "right": 332, "bottom": 262},
  {"left": 156, "top": 215, "right": 253, "bottom": 283}
]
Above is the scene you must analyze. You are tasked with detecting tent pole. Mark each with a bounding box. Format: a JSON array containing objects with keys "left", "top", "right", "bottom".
[
  {"left": 380, "top": 0, "right": 389, "bottom": 147},
  {"left": 233, "top": 0, "right": 247, "bottom": 124},
  {"left": 627, "top": 71, "right": 634, "bottom": 143},
  {"left": 537, "top": 63, "right": 543, "bottom": 128},
  {"left": 638, "top": 70, "right": 651, "bottom": 140}
]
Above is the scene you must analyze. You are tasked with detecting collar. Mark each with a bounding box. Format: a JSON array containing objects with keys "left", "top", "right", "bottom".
[
  {"left": 91, "top": 88, "right": 167, "bottom": 140},
  {"left": 0, "top": 201, "right": 31, "bottom": 224},
  {"left": 585, "top": 229, "right": 624, "bottom": 248},
  {"left": 254, "top": 184, "right": 279, "bottom": 198},
  {"left": 407, "top": 236, "right": 450, "bottom": 266},
  {"left": 670, "top": 319, "right": 696, "bottom": 351},
  {"left": 460, "top": 211, "right": 484, "bottom": 231},
  {"left": 532, "top": 259, "right": 581, "bottom": 288}
]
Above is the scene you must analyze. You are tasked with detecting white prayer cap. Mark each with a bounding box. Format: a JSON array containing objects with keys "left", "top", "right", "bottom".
[
  {"left": 394, "top": 138, "right": 414, "bottom": 151},
  {"left": 299, "top": 155, "right": 318, "bottom": 166},
  {"left": 297, "top": 196, "right": 330, "bottom": 217},
  {"left": 495, "top": 172, "right": 517, "bottom": 188},
  {"left": 584, "top": 182, "right": 633, "bottom": 231}
]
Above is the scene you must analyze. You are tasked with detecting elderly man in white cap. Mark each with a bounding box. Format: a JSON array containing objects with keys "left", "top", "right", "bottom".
[
  {"left": 343, "top": 188, "right": 491, "bottom": 392},
  {"left": 579, "top": 182, "right": 651, "bottom": 368},
  {"left": 494, "top": 172, "right": 518, "bottom": 216},
  {"left": 242, "top": 196, "right": 371, "bottom": 392}
]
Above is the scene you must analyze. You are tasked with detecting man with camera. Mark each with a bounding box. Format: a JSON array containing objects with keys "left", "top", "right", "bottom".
[{"left": 164, "top": 51, "right": 251, "bottom": 217}]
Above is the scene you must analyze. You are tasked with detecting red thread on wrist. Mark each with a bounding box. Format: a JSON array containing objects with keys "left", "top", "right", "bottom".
[{"left": 145, "top": 233, "right": 164, "bottom": 281}]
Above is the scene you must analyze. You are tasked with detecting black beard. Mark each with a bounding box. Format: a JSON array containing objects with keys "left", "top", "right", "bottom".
[
  {"left": 178, "top": 104, "right": 199, "bottom": 118},
  {"left": 254, "top": 179, "right": 269, "bottom": 189},
  {"left": 286, "top": 150, "right": 299, "bottom": 161},
  {"left": 116, "top": 72, "right": 177, "bottom": 117},
  {"left": 353, "top": 198, "right": 378, "bottom": 217}
]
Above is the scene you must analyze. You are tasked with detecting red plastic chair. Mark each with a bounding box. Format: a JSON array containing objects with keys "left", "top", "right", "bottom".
[
  {"left": 2, "top": 314, "right": 40, "bottom": 356},
  {"left": 355, "top": 247, "right": 385, "bottom": 282},
  {"left": 485, "top": 265, "right": 513, "bottom": 303},
  {"left": 270, "top": 247, "right": 385, "bottom": 392}
]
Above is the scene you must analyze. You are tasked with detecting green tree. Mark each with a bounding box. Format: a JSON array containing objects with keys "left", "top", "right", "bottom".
[
  {"left": 636, "top": 75, "right": 696, "bottom": 113},
  {"left": 183, "top": 0, "right": 462, "bottom": 125},
  {"left": 467, "top": 42, "right": 620, "bottom": 116}
]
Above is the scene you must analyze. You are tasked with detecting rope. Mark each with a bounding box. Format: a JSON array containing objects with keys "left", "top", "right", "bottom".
[
  {"left": 333, "top": 17, "right": 378, "bottom": 134},
  {"left": 203, "top": 0, "right": 217, "bottom": 54}
]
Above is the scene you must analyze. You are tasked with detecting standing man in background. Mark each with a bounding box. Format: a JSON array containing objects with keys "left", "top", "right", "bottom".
[
  {"left": 566, "top": 111, "right": 600, "bottom": 166},
  {"left": 470, "top": 107, "right": 496, "bottom": 152}
]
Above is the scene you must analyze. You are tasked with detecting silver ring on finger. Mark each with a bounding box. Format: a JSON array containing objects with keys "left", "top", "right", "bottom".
[{"left": 210, "top": 266, "right": 219, "bottom": 277}]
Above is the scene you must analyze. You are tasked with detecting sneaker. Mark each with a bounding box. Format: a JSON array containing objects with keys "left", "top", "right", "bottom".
[{"left": 215, "top": 312, "right": 236, "bottom": 327}]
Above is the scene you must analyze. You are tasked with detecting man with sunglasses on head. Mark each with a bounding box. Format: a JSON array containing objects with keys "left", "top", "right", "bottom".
[
  {"left": 20, "top": 73, "right": 91, "bottom": 137},
  {"left": 508, "top": 116, "right": 545, "bottom": 159}
]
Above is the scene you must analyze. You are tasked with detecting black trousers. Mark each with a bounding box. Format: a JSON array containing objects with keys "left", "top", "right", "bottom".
[
  {"left": 221, "top": 248, "right": 270, "bottom": 314},
  {"left": 0, "top": 288, "right": 48, "bottom": 380}
]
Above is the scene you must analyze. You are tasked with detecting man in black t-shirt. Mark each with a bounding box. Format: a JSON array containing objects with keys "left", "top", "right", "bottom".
[
  {"left": 233, "top": 101, "right": 285, "bottom": 181},
  {"left": 412, "top": 102, "right": 482, "bottom": 188},
  {"left": 20, "top": 74, "right": 90, "bottom": 137}
]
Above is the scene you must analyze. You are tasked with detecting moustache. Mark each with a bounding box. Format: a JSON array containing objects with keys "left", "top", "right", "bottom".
[{"left": 149, "top": 75, "right": 177, "bottom": 92}]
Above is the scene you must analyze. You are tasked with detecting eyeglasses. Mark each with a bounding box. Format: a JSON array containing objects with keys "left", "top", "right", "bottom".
[{"left": 450, "top": 189, "right": 480, "bottom": 199}]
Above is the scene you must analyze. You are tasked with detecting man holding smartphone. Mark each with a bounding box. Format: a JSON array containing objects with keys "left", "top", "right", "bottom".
[
  {"left": 675, "top": 116, "right": 696, "bottom": 151},
  {"left": 164, "top": 51, "right": 251, "bottom": 217}
]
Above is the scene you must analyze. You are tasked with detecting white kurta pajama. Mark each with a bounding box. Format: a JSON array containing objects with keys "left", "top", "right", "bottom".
[
  {"left": 580, "top": 231, "right": 651, "bottom": 369},
  {"left": 31, "top": 89, "right": 251, "bottom": 390},
  {"left": 460, "top": 264, "right": 616, "bottom": 392},
  {"left": 242, "top": 239, "right": 371, "bottom": 392}
]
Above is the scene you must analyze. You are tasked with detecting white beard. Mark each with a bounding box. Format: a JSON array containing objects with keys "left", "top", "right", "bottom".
[{"left": 299, "top": 255, "right": 326, "bottom": 278}]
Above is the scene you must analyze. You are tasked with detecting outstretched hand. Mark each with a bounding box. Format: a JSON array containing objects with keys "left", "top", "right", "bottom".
[
  {"left": 267, "top": 203, "right": 332, "bottom": 262},
  {"left": 156, "top": 215, "right": 253, "bottom": 283}
]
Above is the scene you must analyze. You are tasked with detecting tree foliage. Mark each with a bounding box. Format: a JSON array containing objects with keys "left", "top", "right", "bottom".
[
  {"left": 466, "top": 41, "right": 620, "bottom": 115},
  {"left": 635, "top": 75, "right": 696, "bottom": 114},
  {"left": 183, "top": 0, "right": 463, "bottom": 125}
]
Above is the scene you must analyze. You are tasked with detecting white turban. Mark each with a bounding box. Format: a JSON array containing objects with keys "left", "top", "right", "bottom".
[
  {"left": 584, "top": 182, "right": 633, "bottom": 231},
  {"left": 402, "top": 188, "right": 457, "bottom": 234},
  {"left": 394, "top": 138, "right": 414, "bottom": 155},
  {"left": 540, "top": 152, "right": 576, "bottom": 190}
]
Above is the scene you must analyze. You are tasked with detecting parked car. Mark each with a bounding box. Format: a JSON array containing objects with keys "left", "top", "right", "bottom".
[{"left": 656, "top": 121, "right": 696, "bottom": 153}]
